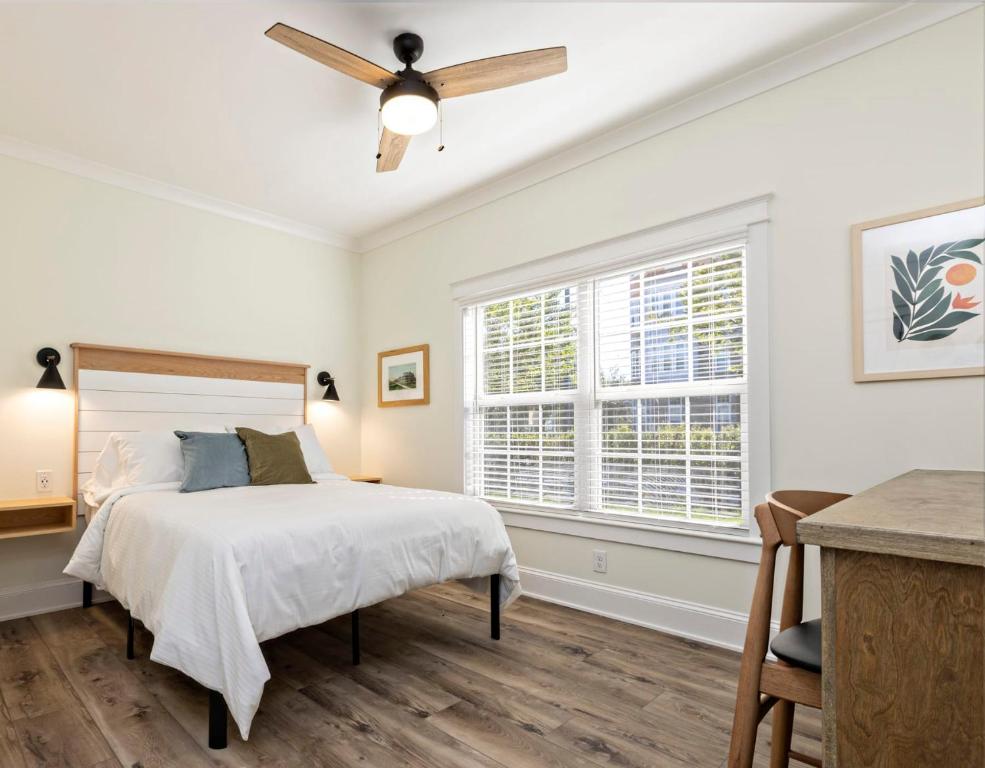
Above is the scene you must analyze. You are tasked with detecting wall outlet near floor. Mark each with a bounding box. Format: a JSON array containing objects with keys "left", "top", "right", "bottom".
[
  {"left": 592, "top": 549, "right": 607, "bottom": 574},
  {"left": 36, "top": 470, "right": 52, "bottom": 492}
]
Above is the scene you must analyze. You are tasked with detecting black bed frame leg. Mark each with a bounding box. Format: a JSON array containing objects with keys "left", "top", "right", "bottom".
[
  {"left": 82, "top": 581, "right": 93, "bottom": 609},
  {"left": 490, "top": 574, "right": 501, "bottom": 640},
  {"left": 126, "top": 612, "right": 135, "bottom": 660},
  {"left": 208, "top": 690, "right": 228, "bottom": 749},
  {"left": 351, "top": 609, "right": 361, "bottom": 666}
]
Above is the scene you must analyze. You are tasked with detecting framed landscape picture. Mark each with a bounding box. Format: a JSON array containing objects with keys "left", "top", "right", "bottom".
[
  {"left": 378, "top": 344, "right": 430, "bottom": 407},
  {"left": 852, "top": 198, "right": 985, "bottom": 382}
]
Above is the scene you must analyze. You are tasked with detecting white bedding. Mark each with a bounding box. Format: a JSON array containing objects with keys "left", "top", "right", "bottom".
[{"left": 64, "top": 477, "right": 520, "bottom": 739}]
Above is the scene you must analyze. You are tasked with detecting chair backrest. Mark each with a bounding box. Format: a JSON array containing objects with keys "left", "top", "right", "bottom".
[
  {"left": 765, "top": 490, "right": 852, "bottom": 547},
  {"left": 748, "top": 490, "right": 851, "bottom": 646}
]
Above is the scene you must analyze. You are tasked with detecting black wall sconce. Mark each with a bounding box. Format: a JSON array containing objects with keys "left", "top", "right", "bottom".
[
  {"left": 36, "top": 347, "right": 66, "bottom": 390},
  {"left": 317, "top": 371, "right": 340, "bottom": 401}
]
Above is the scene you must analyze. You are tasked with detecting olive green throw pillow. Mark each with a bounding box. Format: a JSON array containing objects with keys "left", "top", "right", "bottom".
[{"left": 235, "top": 428, "right": 314, "bottom": 486}]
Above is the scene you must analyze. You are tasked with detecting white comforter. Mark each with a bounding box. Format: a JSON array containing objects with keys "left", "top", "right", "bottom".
[{"left": 64, "top": 477, "right": 520, "bottom": 739}]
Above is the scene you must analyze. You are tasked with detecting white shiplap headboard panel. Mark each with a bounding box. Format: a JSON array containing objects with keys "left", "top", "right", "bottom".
[{"left": 72, "top": 344, "right": 309, "bottom": 511}]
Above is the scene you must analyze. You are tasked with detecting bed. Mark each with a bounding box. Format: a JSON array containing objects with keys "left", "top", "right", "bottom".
[{"left": 62, "top": 344, "right": 520, "bottom": 749}]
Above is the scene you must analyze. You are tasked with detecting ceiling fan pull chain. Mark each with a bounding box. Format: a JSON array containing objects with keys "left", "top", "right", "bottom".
[
  {"left": 375, "top": 109, "right": 382, "bottom": 160},
  {"left": 437, "top": 101, "right": 445, "bottom": 152}
]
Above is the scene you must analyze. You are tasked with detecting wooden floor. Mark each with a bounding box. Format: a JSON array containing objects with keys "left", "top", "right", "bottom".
[{"left": 0, "top": 583, "right": 820, "bottom": 768}]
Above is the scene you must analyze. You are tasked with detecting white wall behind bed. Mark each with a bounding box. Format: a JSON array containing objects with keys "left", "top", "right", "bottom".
[
  {"left": 0, "top": 151, "right": 360, "bottom": 621},
  {"left": 75, "top": 370, "right": 306, "bottom": 506}
]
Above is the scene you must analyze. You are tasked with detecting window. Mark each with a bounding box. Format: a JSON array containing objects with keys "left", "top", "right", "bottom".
[
  {"left": 464, "top": 244, "right": 751, "bottom": 532},
  {"left": 464, "top": 287, "right": 580, "bottom": 507}
]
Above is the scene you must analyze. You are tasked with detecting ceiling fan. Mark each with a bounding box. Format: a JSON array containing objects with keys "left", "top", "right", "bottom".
[{"left": 265, "top": 23, "right": 567, "bottom": 172}]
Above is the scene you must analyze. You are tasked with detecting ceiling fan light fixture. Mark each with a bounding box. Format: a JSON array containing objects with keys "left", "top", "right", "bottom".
[{"left": 380, "top": 78, "right": 438, "bottom": 136}]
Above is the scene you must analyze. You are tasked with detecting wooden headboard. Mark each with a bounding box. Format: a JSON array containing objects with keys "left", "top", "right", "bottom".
[{"left": 72, "top": 343, "right": 309, "bottom": 508}]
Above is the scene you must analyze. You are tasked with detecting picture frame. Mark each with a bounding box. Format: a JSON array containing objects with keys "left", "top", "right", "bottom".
[
  {"left": 852, "top": 198, "right": 985, "bottom": 382},
  {"left": 378, "top": 344, "right": 430, "bottom": 407}
]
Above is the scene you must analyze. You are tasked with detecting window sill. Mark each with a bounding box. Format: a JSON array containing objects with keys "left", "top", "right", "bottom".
[{"left": 496, "top": 504, "right": 763, "bottom": 563}]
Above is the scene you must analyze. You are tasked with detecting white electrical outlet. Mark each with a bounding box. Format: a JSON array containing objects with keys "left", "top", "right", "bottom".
[
  {"left": 36, "top": 470, "right": 52, "bottom": 492},
  {"left": 592, "top": 549, "right": 607, "bottom": 574}
]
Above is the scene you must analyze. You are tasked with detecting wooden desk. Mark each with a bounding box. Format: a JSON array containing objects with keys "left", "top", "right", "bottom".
[{"left": 798, "top": 470, "right": 984, "bottom": 767}]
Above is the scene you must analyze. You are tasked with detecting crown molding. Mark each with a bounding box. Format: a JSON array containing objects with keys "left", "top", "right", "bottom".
[
  {"left": 0, "top": 134, "right": 357, "bottom": 252},
  {"left": 354, "top": 1, "right": 980, "bottom": 253}
]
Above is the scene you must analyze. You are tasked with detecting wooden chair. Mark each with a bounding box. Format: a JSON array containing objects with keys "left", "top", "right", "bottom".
[{"left": 727, "top": 490, "right": 850, "bottom": 768}]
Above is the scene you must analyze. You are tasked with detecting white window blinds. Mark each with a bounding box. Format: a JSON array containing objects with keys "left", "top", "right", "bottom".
[
  {"left": 464, "top": 245, "right": 749, "bottom": 531},
  {"left": 464, "top": 287, "right": 581, "bottom": 507}
]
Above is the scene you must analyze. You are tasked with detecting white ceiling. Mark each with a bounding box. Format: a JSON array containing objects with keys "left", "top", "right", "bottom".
[{"left": 0, "top": 2, "right": 947, "bottom": 248}]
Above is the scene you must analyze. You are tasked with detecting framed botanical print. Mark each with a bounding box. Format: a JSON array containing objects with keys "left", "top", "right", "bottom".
[
  {"left": 852, "top": 198, "right": 985, "bottom": 382},
  {"left": 378, "top": 344, "right": 430, "bottom": 407}
]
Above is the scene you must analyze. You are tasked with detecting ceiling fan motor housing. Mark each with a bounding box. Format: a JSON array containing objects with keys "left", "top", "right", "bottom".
[
  {"left": 393, "top": 32, "right": 424, "bottom": 66},
  {"left": 380, "top": 71, "right": 439, "bottom": 111}
]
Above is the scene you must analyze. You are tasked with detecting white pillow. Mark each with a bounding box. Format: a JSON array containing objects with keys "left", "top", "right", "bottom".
[
  {"left": 292, "top": 424, "right": 334, "bottom": 475},
  {"left": 82, "top": 430, "right": 184, "bottom": 506},
  {"left": 82, "top": 434, "right": 128, "bottom": 507},
  {"left": 115, "top": 431, "right": 185, "bottom": 486},
  {"left": 225, "top": 424, "right": 333, "bottom": 475}
]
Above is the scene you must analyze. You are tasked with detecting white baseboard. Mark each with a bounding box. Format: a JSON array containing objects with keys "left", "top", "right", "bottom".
[
  {"left": 0, "top": 578, "right": 111, "bottom": 622},
  {"left": 518, "top": 565, "right": 778, "bottom": 653}
]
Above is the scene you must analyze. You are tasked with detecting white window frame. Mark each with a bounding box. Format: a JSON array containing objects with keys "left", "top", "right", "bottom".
[{"left": 453, "top": 195, "right": 772, "bottom": 562}]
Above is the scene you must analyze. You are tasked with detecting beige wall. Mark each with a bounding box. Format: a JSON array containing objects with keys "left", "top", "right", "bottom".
[
  {"left": 358, "top": 11, "right": 985, "bottom": 615},
  {"left": 0, "top": 154, "right": 361, "bottom": 591}
]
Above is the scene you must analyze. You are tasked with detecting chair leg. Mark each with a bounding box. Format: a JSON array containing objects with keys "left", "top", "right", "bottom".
[
  {"left": 727, "top": 670, "right": 763, "bottom": 768},
  {"left": 729, "top": 519, "right": 780, "bottom": 768},
  {"left": 769, "top": 700, "right": 795, "bottom": 768}
]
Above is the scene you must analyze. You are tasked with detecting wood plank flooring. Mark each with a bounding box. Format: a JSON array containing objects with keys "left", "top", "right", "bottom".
[{"left": 0, "top": 583, "right": 820, "bottom": 767}]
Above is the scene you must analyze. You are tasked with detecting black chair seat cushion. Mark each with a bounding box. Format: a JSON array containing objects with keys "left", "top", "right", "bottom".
[{"left": 769, "top": 618, "right": 821, "bottom": 673}]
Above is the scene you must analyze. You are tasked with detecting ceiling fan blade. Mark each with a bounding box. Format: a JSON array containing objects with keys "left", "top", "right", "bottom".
[
  {"left": 377, "top": 128, "right": 411, "bottom": 173},
  {"left": 425, "top": 47, "right": 566, "bottom": 99},
  {"left": 265, "top": 23, "right": 400, "bottom": 89}
]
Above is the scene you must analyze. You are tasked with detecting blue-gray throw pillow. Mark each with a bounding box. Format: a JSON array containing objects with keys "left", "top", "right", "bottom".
[{"left": 174, "top": 431, "right": 250, "bottom": 493}]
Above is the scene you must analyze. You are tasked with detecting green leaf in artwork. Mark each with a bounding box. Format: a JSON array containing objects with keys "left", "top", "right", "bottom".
[
  {"left": 913, "top": 285, "right": 945, "bottom": 321},
  {"left": 906, "top": 250, "right": 919, "bottom": 281},
  {"left": 893, "top": 313, "right": 904, "bottom": 341},
  {"left": 946, "top": 250, "right": 982, "bottom": 264},
  {"left": 908, "top": 308, "right": 979, "bottom": 340},
  {"left": 915, "top": 267, "right": 942, "bottom": 292},
  {"left": 920, "top": 310, "right": 980, "bottom": 330},
  {"left": 931, "top": 241, "right": 956, "bottom": 258},
  {"left": 949, "top": 238, "right": 985, "bottom": 251},
  {"left": 891, "top": 290, "right": 911, "bottom": 327},
  {"left": 906, "top": 328, "right": 958, "bottom": 342},
  {"left": 891, "top": 255, "right": 913, "bottom": 287},
  {"left": 918, "top": 246, "right": 933, "bottom": 271},
  {"left": 912, "top": 292, "right": 951, "bottom": 328},
  {"left": 892, "top": 266, "right": 913, "bottom": 302}
]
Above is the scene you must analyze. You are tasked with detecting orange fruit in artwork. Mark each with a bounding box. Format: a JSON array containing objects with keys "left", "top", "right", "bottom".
[{"left": 946, "top": 263, "right": 977, "bottom": 286}]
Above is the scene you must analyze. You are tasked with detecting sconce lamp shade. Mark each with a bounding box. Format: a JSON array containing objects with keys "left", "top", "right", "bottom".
[
  {"left": 36, "top": 347, "right": 66, "bottom": 390},
  {"left": 317, "top": 371, "right": 340, "bottom": 402}
]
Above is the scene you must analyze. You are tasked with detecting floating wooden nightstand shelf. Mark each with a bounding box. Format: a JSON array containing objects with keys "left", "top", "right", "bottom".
[
  {"left": 348, "top": 475, "right": 383, "bottom": 484},
  {"left": 0, "top": 497, "right": 77, "bottom": 540}
]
